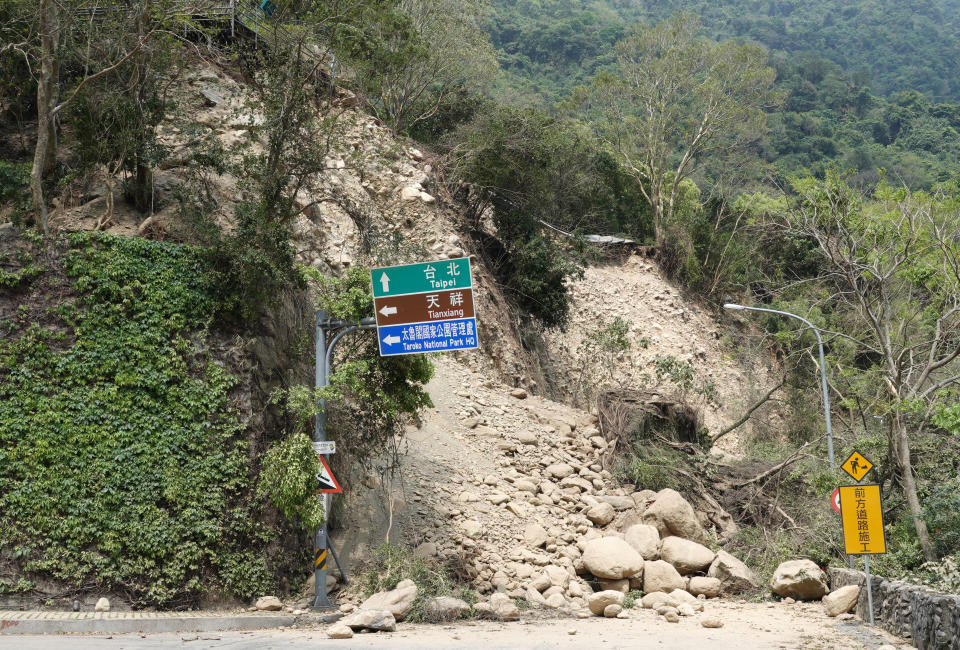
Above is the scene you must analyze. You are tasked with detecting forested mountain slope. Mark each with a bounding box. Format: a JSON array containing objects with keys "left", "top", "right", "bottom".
[{"left": 489, "top": 0, "right": 960, "bottom": 103}]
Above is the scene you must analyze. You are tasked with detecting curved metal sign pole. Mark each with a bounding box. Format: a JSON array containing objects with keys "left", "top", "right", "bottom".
[{"left": 312, "top": 311, "right": 376, "bottom": 609}]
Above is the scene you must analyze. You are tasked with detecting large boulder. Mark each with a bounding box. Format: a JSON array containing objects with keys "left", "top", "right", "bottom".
[
  {"left": 823, "top": 585, "right": 860, "bottom": 616},
  {"left": 587, "top": 590, "right": 625, "bottom": 616},
  {"left": 581, "top": 537, "right": 644, "bottom": 580},
  {"left": 770, "top": 560, "right": 828, "bottom": 600},
  {"left": 359, "top": 579, "right": 418, "bottom": 621},
  {"left": 642, "top": 560, "right": 686, "bottom": 594},
  {"left": 340, "top": 609, "right": 397, "bottom": 631},
  {"left": 641, "top": 489, "right": 708, "bottom": 544},
  {"left": 624, "top": 524, "right": 661, "bottom": 560},
  {"left": 707, "top": 550, "right": 758, "bottom": 594},
  {"left": 659, "top": 537, "right": 716, "bottom": 575}
]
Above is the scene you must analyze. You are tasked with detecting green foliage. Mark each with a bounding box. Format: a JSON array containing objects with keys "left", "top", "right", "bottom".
[
  {"left": 924, "top": 481, "right": 960, "bottom": 558},
  {"left": 907, "top": 555, "right": 960, "bottom": 594},
  {"left": 346, "top": 0, "right": 497, "bottom": 133},
  {"left": 257, "top": 433, "right": 325, "bottom": 531},
  {"left": 0, "top": 161, "right": 30, "bottom": 203},
  {"left": 616, "top": 444, "right": 686, "bottom": 493},
  {"left": 489, "top": 0, "right": 960, "bottom": 105},
  {"left": 449, "top": 103, "right": 653, "bottom": 324},
  {"left": 302, "top": 266, "right": 434, "bottom": 465},
  {"left": 361, "top": 544, "right": 471, "bottom": 622},
  {"left": 652, "top": 355, "right": 718, "bottom": 403},
  {"left": 0, "top": 232, "right": 274, "bottom": 606},
  {"left": 623, "top": 589, "right": 643, "bottom": 608}
]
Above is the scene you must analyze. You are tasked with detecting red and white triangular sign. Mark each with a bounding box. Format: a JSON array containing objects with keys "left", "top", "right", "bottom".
[{"left": 316, "top": 455, "right": 342, "bottom": 493}]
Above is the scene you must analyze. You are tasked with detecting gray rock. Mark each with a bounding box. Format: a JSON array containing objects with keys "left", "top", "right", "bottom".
[
  {"left": 340, "top": 609, "right": 397, "bottom": 631},
  {"left": 707, "top": 550, "right": 758, "bottom": 594},
  {"left": 255, "top": 596, "right": 282, "bottom": 611},
  {"left": 643, "top": 560, "right": 686, "bottom": 594},
  {"left": 603, "top": 603, "right": 623, "bottom": 618},
  {"left": 326, "top": 622, "right": 354, "bottom": 638},
  {"left": 823, "top": 585, "right": 860, "bottom": 616},
  {"left": 582, "top": 537, "right": 644, "bottom": 579},
  {"left": 770, "top": 560, "right": 828, "bottom": 600},
  {"left": 586, "top": 502, "right": 615, "bottom": 526},
  {"left": 359, "top": 579, "right": 418, "bottom": 621},
  {"left": 425, "top": 596, "right": 470, "bottom": 621},
  {"left": 642, "top": 489, "right": 708, "bottom": 544},
  {"left": 587, "top": 590, "right": 625, "bottom": 616},
  {"left": 624, "top": 524, "right": 661, "bottom": 560},
  {"left": 659, "top": 536, "right": 716, "bottom": 575}
]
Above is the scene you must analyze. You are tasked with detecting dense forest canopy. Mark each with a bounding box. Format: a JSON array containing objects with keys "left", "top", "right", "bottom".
[
  {"left": 486, "top": 1, "right": 960, "bottom": 190},
  {"left": 489, "top": 0, "right": 960, "bottom": 103}
]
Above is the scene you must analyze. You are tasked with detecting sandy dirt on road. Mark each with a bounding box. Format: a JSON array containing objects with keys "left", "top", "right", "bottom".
[{"left": 11, "top": 600, "right": 906, "bottom": 650}]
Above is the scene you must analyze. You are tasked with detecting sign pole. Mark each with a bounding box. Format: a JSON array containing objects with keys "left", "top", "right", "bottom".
[
  {"left": 863, "top": 555, "right": 875, "bottom": 626},
  {"left": 312, "top": 310, "right": 333, "bottom": 609}
]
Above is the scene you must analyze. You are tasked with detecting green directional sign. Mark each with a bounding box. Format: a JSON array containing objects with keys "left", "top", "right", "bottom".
[{"left": 371, "top": 257, "right": 472, "bottom": 298}]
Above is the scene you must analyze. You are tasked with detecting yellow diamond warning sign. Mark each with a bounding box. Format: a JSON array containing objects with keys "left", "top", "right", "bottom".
[
  {"left": 839, "top": 484, "right": 886, "bottom": 555},
  {"left": 841, "top": 450, "right": 874, "bottom": 482}
]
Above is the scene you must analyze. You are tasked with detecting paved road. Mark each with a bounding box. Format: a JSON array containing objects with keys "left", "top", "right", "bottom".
[{"left": 5, "top": 603, "right": 903, "bottom": 650}]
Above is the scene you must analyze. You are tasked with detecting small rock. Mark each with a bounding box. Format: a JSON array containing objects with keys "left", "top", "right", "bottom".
[
  {"left": 326, "top": 623, "right": 354, "bottom": 639},
  {"left": 603, "top": 604, "right": 622, "bottom": 618},
  {"left": 510, "top": 388, "right": 528, "bottom": 399},
  {"left": 586, "top": 502, "right": 615, "bottom": 526},
  {"left": 688, "top": 577, "right": 722, "bottom": 598},
  {"left": 663, "top": 610, "right": 680, "bottom": 623},
  {"left": 425, "top": 596, "right": 470, "bottom": 621},
  {"left": 587, "top": 590, "right": 625, "bottom": 616},
  {"left": 524, "top": 523, "right": 549, "bottom": 548},
  {"left": 568, "top": 629, "right": 577, "bottom": 635},
  {"left": 701, "top": 616, "right": 724, "bottom": 628},
  {"left": 94, "top": 597, "right": 110, "bottom": 612},
  {"left": 544, "top": 593, "right": 567, "bottom": 609}
]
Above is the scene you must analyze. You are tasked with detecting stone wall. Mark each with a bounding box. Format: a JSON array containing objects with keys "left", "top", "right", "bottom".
[{"left": 830, "top": 567, "right": 960, "bottom": 649}]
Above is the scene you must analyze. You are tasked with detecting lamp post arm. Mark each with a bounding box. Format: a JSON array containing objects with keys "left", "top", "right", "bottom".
[{"left": 729, "top": 304, "right": 835, "bottom": 469}]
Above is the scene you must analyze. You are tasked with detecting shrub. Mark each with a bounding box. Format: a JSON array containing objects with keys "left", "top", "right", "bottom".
[{"left": 0, "top": 232, "right": 275, "bottom": 606}]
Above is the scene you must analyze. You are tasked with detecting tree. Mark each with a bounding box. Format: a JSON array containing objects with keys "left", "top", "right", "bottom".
[
  {"left": 350, "top": 0, "right": 497, "bottom": 132},
  {"left": 788, "top": 174, "right": 960, "bottom": 561},
  {"left": 588, "top": 13, "right": 779, "bottom": 244},
  {"left": 8, "top": 0, "right": 172, "bottom": 232}
]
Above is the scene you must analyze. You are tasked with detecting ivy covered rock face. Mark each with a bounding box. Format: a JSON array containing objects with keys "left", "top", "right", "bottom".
[{"left": 0, "top": 233, "right": 274, "bottom": 606}]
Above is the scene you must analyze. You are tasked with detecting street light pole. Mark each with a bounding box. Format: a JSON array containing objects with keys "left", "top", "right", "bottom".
[{"left": 723, "top": 303, "right": 835, "bottom": 469}]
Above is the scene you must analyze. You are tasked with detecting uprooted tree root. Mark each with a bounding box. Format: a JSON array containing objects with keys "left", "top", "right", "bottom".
[{"left": 596, "top": 389, "right": 827, "bottom": 548}]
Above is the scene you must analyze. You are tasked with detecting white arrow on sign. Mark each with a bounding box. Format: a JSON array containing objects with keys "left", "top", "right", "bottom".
[
  {"left": 380, "top": 272, "right": 390, "bottom": 293},
  {"left": 379, "top": 305, "right": 397, "bottom": 317},
  {"left": 382, "top": 334, "right": 401, "bottom": 345}
]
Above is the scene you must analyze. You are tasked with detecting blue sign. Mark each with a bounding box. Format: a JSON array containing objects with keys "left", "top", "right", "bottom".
[{"left": 377, "top": 317, "right": 479, "bottom": 357}]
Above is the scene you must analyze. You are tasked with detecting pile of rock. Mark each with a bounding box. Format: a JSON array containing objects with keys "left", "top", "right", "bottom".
[{"left": 572, "top": 491, "right": 755, "bottom": 621}]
